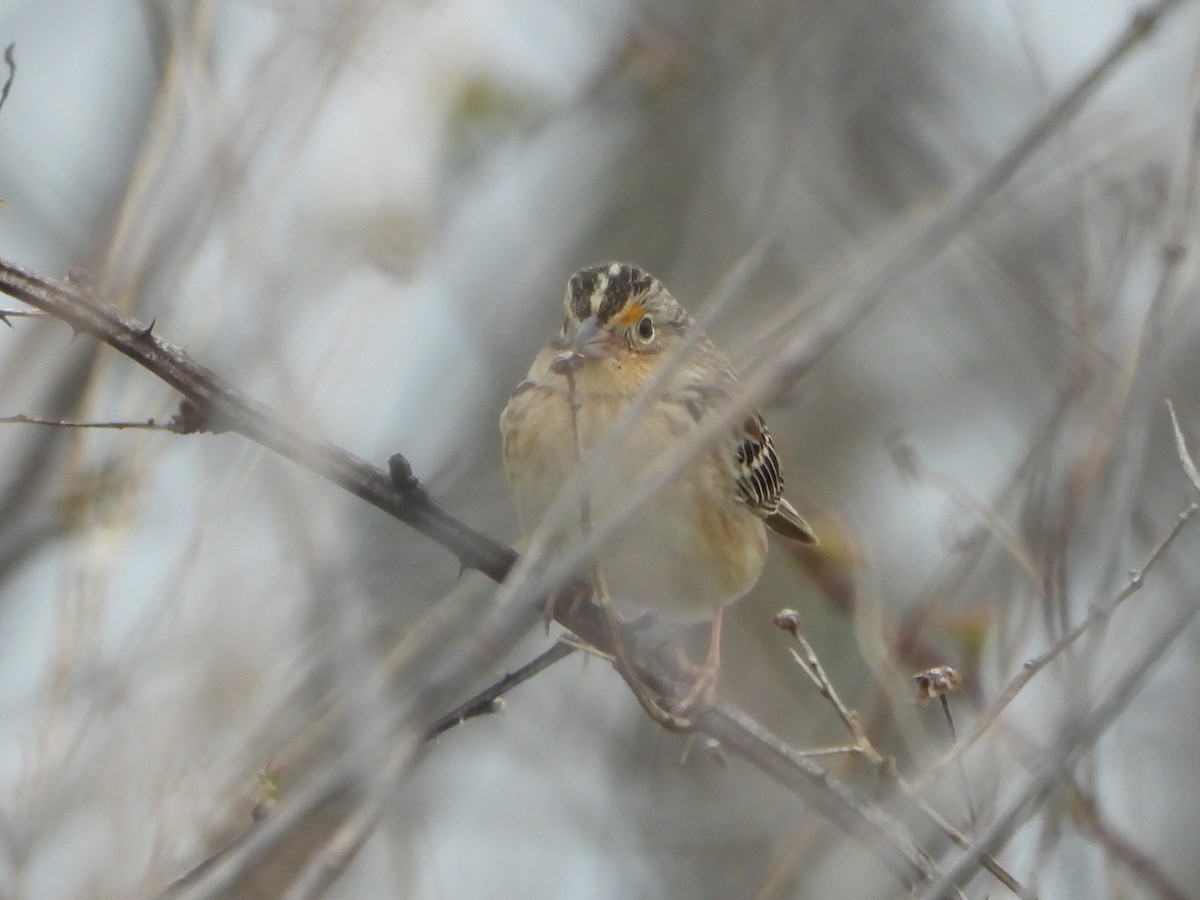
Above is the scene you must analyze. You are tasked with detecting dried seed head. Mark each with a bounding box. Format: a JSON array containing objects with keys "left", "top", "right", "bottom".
[
  {"left": 771, "top": 608, "right": 802, "bottom": 637},
  {"left": 913, "top": 665, "right": 962, "bottom": 703}
]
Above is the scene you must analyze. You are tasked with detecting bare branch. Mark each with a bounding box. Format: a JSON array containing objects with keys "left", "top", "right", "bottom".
[{"left": 0, "top": 258, "right": 520, "bottom": 583}]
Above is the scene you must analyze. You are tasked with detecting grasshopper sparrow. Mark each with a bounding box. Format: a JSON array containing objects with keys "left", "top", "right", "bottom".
[{"left": 500, "top": 262, "right": 816, "bottom": 702}]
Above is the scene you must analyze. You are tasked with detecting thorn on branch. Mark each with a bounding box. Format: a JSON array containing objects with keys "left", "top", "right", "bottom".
[
  {"left": 134, "top": 318, "right": 156, "bottom": 339},
  {"left": 387, "top": 453, "right": 424, "bottom": 502},
  {"left": 0, "top": 309, "right": 43, "bottom": 328}
]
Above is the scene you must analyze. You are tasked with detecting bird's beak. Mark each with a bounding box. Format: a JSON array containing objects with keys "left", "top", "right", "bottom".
[{"left": 571, "top": 317, "right": 617, "bottom": 358}]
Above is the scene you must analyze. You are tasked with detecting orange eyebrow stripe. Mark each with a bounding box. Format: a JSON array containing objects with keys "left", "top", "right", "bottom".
[{"left": 612, "top": 301, "right": 645, "bottom": 326}]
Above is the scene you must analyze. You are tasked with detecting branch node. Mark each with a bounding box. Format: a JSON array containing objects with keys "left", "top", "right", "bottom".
[
  {"left": 168, "top": 397, "right": 224, "bottom": 435},
  {"left": 387, "top": 453, "right": 420, "bottom": 495}
]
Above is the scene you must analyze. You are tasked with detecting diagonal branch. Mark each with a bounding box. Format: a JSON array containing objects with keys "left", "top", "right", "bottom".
[{"left": 0, "top": 259, "right": 518, "bottom": 584}]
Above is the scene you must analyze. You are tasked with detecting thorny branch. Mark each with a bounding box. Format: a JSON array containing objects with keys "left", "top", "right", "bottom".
[{"left": 0, "top": 258, "right": 939, "bottom": 893}]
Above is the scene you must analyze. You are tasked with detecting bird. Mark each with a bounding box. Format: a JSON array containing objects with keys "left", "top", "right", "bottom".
[{"left": 499, "top": 262, "right": 816, "bottom": 707}]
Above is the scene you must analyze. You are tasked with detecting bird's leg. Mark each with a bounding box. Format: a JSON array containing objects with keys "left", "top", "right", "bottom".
[{"left": 673, "top": 604, "right": 722, "bottom": 713}]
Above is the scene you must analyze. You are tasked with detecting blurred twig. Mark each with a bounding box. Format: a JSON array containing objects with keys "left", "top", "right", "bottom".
[
  {"left": 0, "top": 43, "right": 14, "bottom": 114},
  {"left": 913, "top": 586, "right": 1200, "bottom": 900},
  {"left": 747, "top": 0, "right": 1189, "bottom": 381},
  {"left": 1068, "top": 778, "right": 1191, "bottom": 900},
  {"left": 913, "top": 496, "right": 1199, "bottom": 795},
  {"left": 1167, "top": 400, "right": 1200, "bottom": 492}
]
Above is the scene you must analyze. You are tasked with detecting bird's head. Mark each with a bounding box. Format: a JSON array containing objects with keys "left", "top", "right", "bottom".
[{"left": 551, "top": 262, "right": 690, "bottom": 374}]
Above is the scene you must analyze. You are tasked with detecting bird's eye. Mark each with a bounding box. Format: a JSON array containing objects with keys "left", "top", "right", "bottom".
[{"left": 637, "top": 315, "right": 655, "bottom": 341}]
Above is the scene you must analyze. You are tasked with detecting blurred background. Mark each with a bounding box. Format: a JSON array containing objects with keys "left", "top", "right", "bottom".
[{"left": 1, "top": 0, "right": 1200, "bottom": 897}]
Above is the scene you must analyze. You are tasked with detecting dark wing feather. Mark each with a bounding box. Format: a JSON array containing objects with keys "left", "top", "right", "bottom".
[
  {"left": 669, "top": 367, "right": 817, "bottom": 545},
  {"left": 735, "top": 415, "right": 817, "bottom": 543}
]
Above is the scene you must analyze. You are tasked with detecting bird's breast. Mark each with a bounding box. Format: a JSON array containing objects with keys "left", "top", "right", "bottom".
[{"left": 500, "top": 380, "right": 768, "bottom": 619}]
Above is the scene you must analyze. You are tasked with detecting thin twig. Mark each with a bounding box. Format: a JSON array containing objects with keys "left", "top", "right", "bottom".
[
  {"left": 165, "top": 637, "right": 582, "bottom": 899},
  {"left": 936, "top": 695, "right": 979, "bottom": 833},
  {"left": 893, "top": 777, "right": 1035, "bottom": 900},
  {"left": 691, "top": 701, "right": 937, "bottom": 889},
  {"left": 278, "top": 640, "right": 580, "bottom": 899},
  {"left": 0, "top": 308, "right": 44, "bottom": 326},
  {"left": 1166, "top": 400, "right": 1200, "bottom": 493},
  {"left": 887, "top": 433, "right": 1041, "bottom": 585},
  {"left": 786, "top": 640, "right": 881, "bottom": 764},
  {"left": 423, "top": 639, "right": 578, "bottom": 741},
  {"left": 0, "top": 413, "right": 169, "bottom": 430},
  {"left": 741, "top": 0, "right": 1188, "bottom": 381},
  {"left": 783, "top": 625, "right": 1032, "bottom": 896}
]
